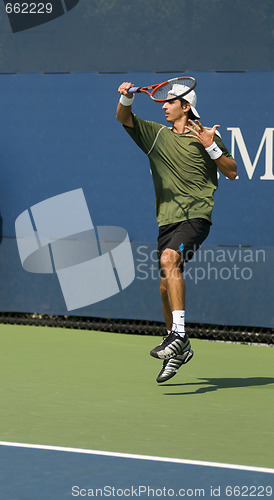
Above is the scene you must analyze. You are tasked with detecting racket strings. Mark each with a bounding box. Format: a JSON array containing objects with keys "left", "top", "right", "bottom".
[{"left": 152, "top": 77, "right": 195, "bottom": 101}]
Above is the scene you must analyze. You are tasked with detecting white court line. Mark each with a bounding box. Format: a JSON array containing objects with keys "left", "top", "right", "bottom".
[{"left": 0, "top": 441, "right": 273, "bottom": 474}]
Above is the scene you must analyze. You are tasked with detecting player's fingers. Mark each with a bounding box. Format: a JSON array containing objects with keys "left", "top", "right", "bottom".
[
  {"left": 184, "top": 126, "right": 199, "bottom": 140},
  {"left": 118, "top": 82, "right": 134, "bottom": 95},
  {"left": 188, "top": 119, "right": 197, "bottom": 131},
  {"left": 195, "top": 120, "right": 203, "bottom": 129},
  {"left": 189, "top": 119, "right": 202, "bottom": 131}
]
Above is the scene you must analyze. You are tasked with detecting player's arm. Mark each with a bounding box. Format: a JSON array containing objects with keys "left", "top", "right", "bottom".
[
  {"left": 185, "top": 120, "right": 237, "bottom": 180},
  {"left": 214, "top": 153, "right": 237, "bottom": 180},
  {"left": 116, "top": 82, "right": 135, "bottom": 128}
]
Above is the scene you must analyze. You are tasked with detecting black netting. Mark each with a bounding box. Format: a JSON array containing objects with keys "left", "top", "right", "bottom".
[{"left": 0, "top": 312, "right": 273, "bottom": 345}]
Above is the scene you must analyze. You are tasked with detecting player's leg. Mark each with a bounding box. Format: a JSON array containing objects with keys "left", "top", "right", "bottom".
[
  {"left": 155, "top": 266, "right": 193, "bottom": 382},
  {"left": 151, "top": 248, "right": 191, "bottom": 359},
  {"left": 151, "top": 219, "right": 210, "bottom": 378},
  {"left": 161, "top": 248, "right": 185, "bottom": 310},
  {"left": 159, "top": 276, "right": 172, "bottom": 331}
]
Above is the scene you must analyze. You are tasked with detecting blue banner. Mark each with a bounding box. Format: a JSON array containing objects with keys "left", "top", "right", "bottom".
[{"left": 0, "top": 71, "right": 273, "bottom": 327}]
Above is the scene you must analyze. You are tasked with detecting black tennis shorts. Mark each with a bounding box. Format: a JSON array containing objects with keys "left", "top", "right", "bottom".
[{"left": 157, "top": 218, "right": 211, "bottom": 273}]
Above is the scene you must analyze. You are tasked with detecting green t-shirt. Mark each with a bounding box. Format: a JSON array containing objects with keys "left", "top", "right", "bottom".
[{"left": 124, "top": 114, "right": 234, "bottom": 227}]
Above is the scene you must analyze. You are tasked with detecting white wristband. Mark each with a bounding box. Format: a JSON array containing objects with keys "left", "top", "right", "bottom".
[
  {"left": 119, "top": 94, "right": 135, "bottom": 106},
  {"left": 205, "top": 141, "right": 222, "bottom": 160}
]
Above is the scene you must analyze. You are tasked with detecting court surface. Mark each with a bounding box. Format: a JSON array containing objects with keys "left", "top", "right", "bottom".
[{"left": 0, "top": 323, "right": 273, "bottom": 499}]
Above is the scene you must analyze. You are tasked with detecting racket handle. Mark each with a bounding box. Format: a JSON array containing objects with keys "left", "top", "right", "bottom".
[{"left": 127, "top": 86, "right": 140, "bottom": 94}]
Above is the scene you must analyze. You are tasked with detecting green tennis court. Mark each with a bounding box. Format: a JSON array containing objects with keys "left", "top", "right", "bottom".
[{"left": 0, "top": 323, "right": 273, "bottom": 470}]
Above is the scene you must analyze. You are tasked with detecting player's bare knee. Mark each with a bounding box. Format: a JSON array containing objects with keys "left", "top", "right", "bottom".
[{"left": 160, "top": 248, "right": 180, "bottom": 271}]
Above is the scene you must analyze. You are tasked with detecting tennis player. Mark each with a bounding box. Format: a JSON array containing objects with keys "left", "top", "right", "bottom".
[{"left": 116, "top": 81, "right": 237, "bottom": 383}]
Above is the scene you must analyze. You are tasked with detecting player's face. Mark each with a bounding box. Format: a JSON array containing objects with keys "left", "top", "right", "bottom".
[{"left": 162, "top": 97, "right": 186, "bottom": 124}]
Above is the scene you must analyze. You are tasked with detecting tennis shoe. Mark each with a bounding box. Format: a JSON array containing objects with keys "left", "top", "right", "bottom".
[
  {"left": 150, "top": 331, "right": 191, "bottom": 360},
  {"left": 156, "top": 349, "right": 194, "bottom": 383}
]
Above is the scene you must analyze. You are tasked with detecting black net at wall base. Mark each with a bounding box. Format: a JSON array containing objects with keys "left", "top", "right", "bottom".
[{"left": 0, "top": 313, "right": 273, "bottom": 345}]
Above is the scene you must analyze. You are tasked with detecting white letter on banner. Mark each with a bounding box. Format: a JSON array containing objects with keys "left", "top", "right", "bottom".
[{"left": 227, "top": 127, "right": 274, "bottom": 180}]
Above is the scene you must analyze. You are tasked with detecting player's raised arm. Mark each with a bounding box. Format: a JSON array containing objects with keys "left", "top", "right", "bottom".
[{"left": 116, "top": 82, "right": 134, "bottom": 128}]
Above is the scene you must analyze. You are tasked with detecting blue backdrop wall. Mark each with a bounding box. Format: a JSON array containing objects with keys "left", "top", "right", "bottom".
[
  {"left": 1, "top": 0, "right": 274, "bottom": 72},
  {"left": 0, "top": 71, "right": 273, "bottom": 327}
]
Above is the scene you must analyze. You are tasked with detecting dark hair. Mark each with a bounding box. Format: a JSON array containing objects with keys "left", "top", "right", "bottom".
[
  {"left": 180, "top": 98, "right": 195, "bottom": 119},
  {"left": 180, "top": 98, "right": 188, "bottom": 107}
]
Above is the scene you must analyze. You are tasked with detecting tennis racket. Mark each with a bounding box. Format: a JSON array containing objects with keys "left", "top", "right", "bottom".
[{"left": 128, "top": 76, "right": 196, "bottom": 102}]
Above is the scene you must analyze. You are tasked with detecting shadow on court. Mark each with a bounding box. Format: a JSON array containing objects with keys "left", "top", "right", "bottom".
[{"left": 162, "top": 377, "right": 274, "bottom": 395}]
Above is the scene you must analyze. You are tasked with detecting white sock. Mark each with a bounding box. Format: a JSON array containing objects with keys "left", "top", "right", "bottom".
[{"left": 172, "top": 310, "right": 185, "bottom": 338}]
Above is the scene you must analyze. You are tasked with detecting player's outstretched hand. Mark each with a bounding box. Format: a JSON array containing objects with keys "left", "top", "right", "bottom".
[{"left": 185, "top": 120, "right": 220, "bottom": 149}]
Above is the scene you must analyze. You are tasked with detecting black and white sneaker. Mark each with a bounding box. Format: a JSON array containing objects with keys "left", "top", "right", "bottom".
[
  {"left": 156, "top": 349, "right": 194, "bottom": 383},
  {"left": 150, "top": 331, "right": 191, "bottom": 360}
]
